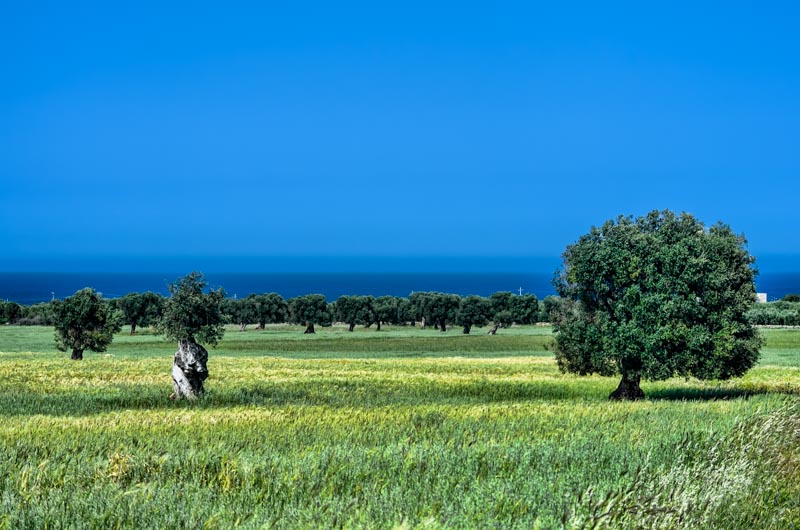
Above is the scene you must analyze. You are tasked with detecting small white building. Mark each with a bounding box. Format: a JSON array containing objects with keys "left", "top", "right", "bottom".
[{"left": 756, "top": 293, "right": 768, "bottom": 303}]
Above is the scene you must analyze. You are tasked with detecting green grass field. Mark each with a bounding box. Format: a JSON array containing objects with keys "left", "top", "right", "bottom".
[{"left": 1, "top": 325, "right": 798, "bottom": 529}]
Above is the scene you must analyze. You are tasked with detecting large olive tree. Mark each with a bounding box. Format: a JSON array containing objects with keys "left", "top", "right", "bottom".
[
  {"left": 157, "top": 272, "right": 225, "bottom": 399},
  {"left": 553, "top": 210, "right": 762, "bottom": 400}
]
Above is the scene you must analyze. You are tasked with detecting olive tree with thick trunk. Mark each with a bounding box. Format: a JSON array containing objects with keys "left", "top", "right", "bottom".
[
  {"left": 156, "top": 272, "right": 225, "bottom": 400},
  {"left": 553, "top": 210, "right": 763, "bottom": 400}
]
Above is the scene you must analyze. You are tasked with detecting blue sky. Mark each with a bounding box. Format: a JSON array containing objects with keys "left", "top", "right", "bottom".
[{"left": 2, "top": 1, "right": 799, "bottom": 271}]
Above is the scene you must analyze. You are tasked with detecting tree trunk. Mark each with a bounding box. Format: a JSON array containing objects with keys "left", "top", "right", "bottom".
[
  {"left": 258, "top": 321, "right": 265, "bottom": 330},
  {"left": 348, "top": 322, "right": 355, "bottom": 332},
  {"left": 130, "top": 323, "right": 137, "bottom": 335},
  {"left": 488, "top": 325, "right": 498, "bottom": 335},
  {"left": 440, "top": 321, "right": 447, "bottom": 332},
  {"left": 240, "top": 323, "right": 246, "bottom": 332},
  {"left": 304, "top": 322, "right": 315, "bottom": 334},
  {"left": 420, "top": 317, "right": 426, "bottom": 329},
  {"left": 609, "top": 373, "right": 645, "bottom": 400},
  {"left": 171, "top": 339, "right": 208, "bottom": 400},
  {"left": 462, "top": 324, "right": 471, "bottom": 334},
  {"left": 376, "top": 320, "right": 381, "bottom": 331},
  {"left": 71, "top": 348, "right": 84, "bottom": 360}
]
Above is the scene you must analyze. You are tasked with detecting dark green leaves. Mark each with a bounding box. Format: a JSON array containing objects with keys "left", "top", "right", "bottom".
[
  {"left": 553, "top": 210, "right": 762, "bottom": 384},
  {"left": 53, "top": 288, "right": 122, "bottom": 356},
  {"left": 156, "top": 272, "right": 226, "bottom": 346}
]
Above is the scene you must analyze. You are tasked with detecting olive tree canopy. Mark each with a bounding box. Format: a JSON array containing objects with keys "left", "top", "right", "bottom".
[
  {"left": 157, "top": 272, "right": 226, "bottom": 346},
  {"left": 553, "top": 210, "right": 762, "bottom": 400},
  {"left": 53, "top": 288, "right": 121, "bottom": 360}
]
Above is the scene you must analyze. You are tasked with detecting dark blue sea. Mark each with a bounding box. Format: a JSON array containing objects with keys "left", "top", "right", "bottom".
[
  {"left": 1, "top": 272, "right": 798, "bottom": 305},
  {"left": 0, "top": 272, "right": 556, "bottom": 305}
]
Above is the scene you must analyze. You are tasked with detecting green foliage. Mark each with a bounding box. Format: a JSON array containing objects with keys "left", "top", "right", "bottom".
[
  {"left": 16, "top": 302, "right": 56, "bottom": 326},
  {"left": 156, "top": 272, "right": 226, "bottom": 346},
  {"left": 540, "top": 295, "right": 560, "bottom": 323},
  {"left": 222, "top": 297, "right": 259, "bottom": 330},
  {"left": 112, "top": 291, "right": 164, "bottom": 333},
  {"left": 248, "top": 293, "right": 288, "bottom": 327},
  {"left": 52, "top": 288, "right": 121, "bottom": 359},
  {"left": 783, "top": 293, "right": 800, "bottom": 302},
  {"left": 511, "top": 293, "right": 539, "bottom": 325},
  {"left": 0, "top": 300, "right": 22, "bottom": 324},
  {"left": 747, "top": 301, "right": 800, "bottom": 326},
  {"left": 486, "top": 292, "right": 539, "bottom": 327},
  {"left": 334, "top": 295, "right": 377, "bottom": 330},
  {"left": 288, "top": 294, "right": 331, "bottom": 327},
  {"left": 374, "top": 295, "right": 411, "bottom": 326},
  {"left": 457, "top": 295, "right": 490, "bottom": 333},
  {"left": 553, "top": 210, "right": 763, "bottom": 389},
  {"left": 489, "top": 291, "right": 515, "bottom": 327},
  {"left": 409, "top": 292, "right": 461, "bottom": 331}
]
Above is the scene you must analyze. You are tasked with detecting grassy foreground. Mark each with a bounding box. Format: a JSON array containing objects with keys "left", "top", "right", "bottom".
[{"left": 0, "top": 325, "right": 798, "bottom": 529}]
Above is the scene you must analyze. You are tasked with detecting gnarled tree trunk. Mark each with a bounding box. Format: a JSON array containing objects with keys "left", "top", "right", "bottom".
[
  {"left": 130, "top": 323, "right": 137, "bottom": 335},
  {"left": 487, "top": 325, "right": 498, "bottom": 335},
  {"left": 171, "top": 339, "right": 208, "bottom": 400},
  {"left": 376, "top": 320, "right": 381, "bottom": 331},
  {"left": 440, "top": 321, "right": 447, "bottom": 332},
  {"left": 348, "top": 322, "right": 355, "bottom": 332},
  {"left": 304, "top": 322, "right": 315, "bottom": 334},
  {"left": 609, "top": 373, "right": 644, "bottom": 400},
  {"left": 71, "top": 348, "right": 84, "bottom": 361}
]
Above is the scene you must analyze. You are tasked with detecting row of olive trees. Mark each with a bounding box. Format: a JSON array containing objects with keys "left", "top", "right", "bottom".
[
  {"left": 1, "top": 289, "right": 557, "bottom": 334},
  {"left": 31, "top": 279, "right": 553, "bottom": 362},
  {"left": 746, "top": 300, "right": 800, "bottom": 326},
  {"left": 223, "top": 291, "right": 548, "bottom": 334},
  {"left": 0, "top": 301, "right": 58, "bottom": 325},
  {"left": 49, "top": 273, "right": 224, "bottom": 400}
]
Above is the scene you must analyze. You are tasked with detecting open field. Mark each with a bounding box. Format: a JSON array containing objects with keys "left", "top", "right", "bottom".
[{"left": 1, "top": 325, "right": 798, "bottom": 528}]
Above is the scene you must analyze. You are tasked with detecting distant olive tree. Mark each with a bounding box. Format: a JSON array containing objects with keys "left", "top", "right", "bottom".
[
  {"left": 374, "top": 296, "right": 410, "bottom": 330},
  {"left": 53, "top": 288, "right": 121, "bottom": 360},
  {"left": 0, "top": 301, "right": 22, "bottom": 324},
  {"left": 113, "top": 291, "right": 164, "bottom": 334},
  {"left": 511, "top": 294, "right": 539, "bottom": 325},
  {"left": 222, "top": 297, "right": 258, "bottom": 331},
  {"left": 289, "top": 294, "right": 331, "bottom": 334},
  {"left": 249, "top": 293, "right": 288, "bottom": 328},
  {"left": 335, "top": 295, "right": 376, "bottom": 331},
  {"left": 489, "top": 292, "right": 516, "bottom": 328},
  {"left": 457, "top": 295, "right": 490, "bottom": 334}
]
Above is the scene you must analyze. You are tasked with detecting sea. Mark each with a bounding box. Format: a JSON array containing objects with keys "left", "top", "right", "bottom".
[{"left": 1, "top": 271, "right": 799, "bottom": 305}]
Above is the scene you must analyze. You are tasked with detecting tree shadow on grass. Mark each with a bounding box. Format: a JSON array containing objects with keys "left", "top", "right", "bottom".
[
  {"left": 6, "top": 380, "right": 793, "bottom": 417},
  {"left": 0, "top": 379, "right": 600, "bottom": 418},
  {"left": 647, "top": 385, "right": 796, "bottom": 401}
]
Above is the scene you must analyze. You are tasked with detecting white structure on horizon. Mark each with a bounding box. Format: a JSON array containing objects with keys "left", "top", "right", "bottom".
[{"left": 756, "top": 292, "right": 768, "bottom": 303}]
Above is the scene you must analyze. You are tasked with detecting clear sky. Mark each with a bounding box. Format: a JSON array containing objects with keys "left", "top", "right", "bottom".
[{"left": 2, "top": 1, "right": 799, "bottom": 271}]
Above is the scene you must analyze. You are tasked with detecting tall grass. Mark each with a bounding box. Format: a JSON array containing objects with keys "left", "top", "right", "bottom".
[{"left": 0, "top": 326, "right": 798, "bottom": 528}]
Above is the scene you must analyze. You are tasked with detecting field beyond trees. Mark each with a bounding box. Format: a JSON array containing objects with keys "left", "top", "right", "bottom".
[{"left": 1, "top": 325, "right": 798, "bottom": 529}]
